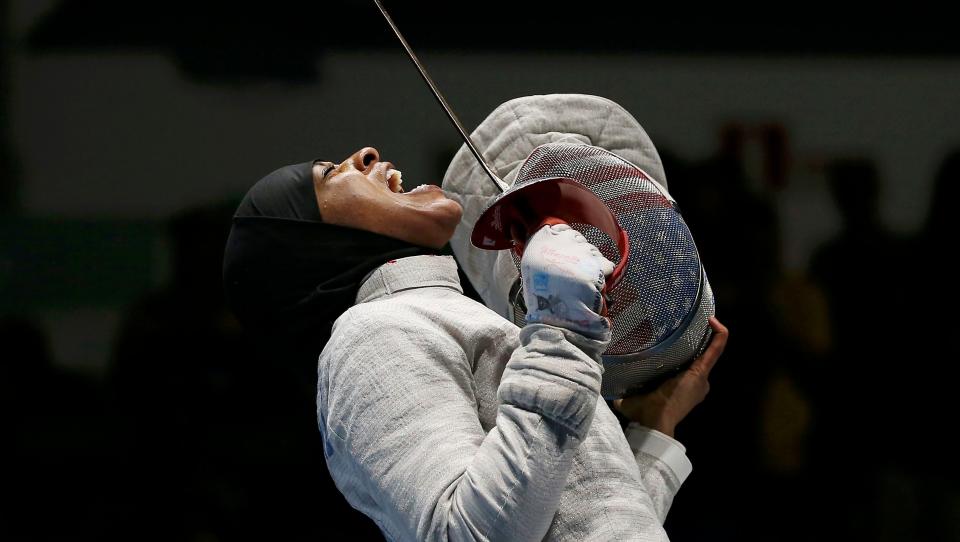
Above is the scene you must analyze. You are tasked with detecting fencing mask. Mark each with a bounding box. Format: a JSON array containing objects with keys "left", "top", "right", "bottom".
[{"left": 443, "top": 94, "right": 715, "bottom": 399}]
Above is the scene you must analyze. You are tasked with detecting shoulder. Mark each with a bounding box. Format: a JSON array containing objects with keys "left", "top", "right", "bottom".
[
  {"left": 321, "top": 290, "right": 518, "bottom": 369},
  {"left": 321, "top": 303, "right": 415, "bottom": 363},
  {"left": 347, "top": 286, "right": 512, "bottom": 332},
  {"left": 330, "top": 292, "right": 443, "bottom": 340},
  {"left": 321, "top": 292, "right": 467, "bottom": 369}
]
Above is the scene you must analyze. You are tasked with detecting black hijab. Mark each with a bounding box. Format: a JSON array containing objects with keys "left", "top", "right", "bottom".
[{"left": 223, "top": 161, "right": 432, "bottom": 359}]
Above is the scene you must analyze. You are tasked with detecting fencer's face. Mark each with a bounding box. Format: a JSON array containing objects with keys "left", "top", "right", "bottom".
[{"left": 313, "top": 147, "right": 463, "bottom": 249}]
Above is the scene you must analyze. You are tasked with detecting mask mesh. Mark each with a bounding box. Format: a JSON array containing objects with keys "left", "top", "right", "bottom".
[{"left": 509, "top": 143, "right": 715, "bottom": 397}]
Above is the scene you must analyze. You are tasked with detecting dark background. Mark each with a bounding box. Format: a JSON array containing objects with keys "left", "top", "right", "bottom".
[{"left": 3, "top": 1, "right": 958, "bottom": 540}]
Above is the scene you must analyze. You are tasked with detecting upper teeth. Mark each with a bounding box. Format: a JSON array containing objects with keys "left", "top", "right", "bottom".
[{"left": 386, "top": 169, "right": 403, "bottom": 192}]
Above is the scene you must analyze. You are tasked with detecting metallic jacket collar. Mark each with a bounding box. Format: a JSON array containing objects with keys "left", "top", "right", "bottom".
[{"left": 356, "top": 255, "right": 463, "bottom": 304}]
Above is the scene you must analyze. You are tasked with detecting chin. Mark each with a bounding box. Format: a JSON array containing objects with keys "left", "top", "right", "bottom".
[{"left": 418, "top": 199, "right": 463, "bottom": 248}]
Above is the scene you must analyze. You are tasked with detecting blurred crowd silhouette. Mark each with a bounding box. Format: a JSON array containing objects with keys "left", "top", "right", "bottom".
[
  {"left": 652, "top": 137, "right": 960, "bottom": 541},
  {"left": 4, "top": 137, "right": 959, "bottom": 541}
]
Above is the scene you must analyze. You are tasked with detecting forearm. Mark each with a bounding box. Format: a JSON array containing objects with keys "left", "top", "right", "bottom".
[{"left": 442, "top": 323, "right": 606, "bottom": 540}]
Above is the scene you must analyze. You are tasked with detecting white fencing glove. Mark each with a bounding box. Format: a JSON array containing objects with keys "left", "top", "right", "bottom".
[{"left": 520, "top": 224, "right": 615, "bottom": 340}]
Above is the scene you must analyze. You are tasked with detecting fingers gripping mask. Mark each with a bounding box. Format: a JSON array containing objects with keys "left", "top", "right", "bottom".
[{"left": 473, "top": 142, "right": 716, "bottom": 399}]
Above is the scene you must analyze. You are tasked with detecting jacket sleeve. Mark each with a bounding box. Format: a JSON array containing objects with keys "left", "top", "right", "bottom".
[
  {"left": 625, "top": 423, "right": 692, "bottom": 522},
  {"left": 317, "top": 310, "right": 608, "bottom": 542}
]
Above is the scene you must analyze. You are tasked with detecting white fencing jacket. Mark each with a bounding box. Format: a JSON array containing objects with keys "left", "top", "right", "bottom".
[{"left": 317, "top": 255, "right": 691, "bottom": 541}]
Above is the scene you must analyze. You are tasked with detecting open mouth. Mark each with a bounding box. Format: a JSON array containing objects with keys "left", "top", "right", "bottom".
[
  {"left": 385, "top": 167, "right": 403, "bottom": 193},
  {"left": 381, "top": 164, "right": 443, "bottom": 196}
]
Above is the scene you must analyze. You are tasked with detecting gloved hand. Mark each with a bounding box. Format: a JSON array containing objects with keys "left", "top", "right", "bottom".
[{"left": 521, "top": 224, "right": 615, "bottom": 340}]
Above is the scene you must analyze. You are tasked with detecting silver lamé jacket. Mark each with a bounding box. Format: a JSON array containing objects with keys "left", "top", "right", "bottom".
[{"left": 317, "top": 255, "right": 691, "bottom": 541}]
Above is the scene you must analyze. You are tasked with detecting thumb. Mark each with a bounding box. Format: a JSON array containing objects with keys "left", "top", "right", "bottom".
[{"left": 689, "top": 317, "right": 729, "bottom": 378}]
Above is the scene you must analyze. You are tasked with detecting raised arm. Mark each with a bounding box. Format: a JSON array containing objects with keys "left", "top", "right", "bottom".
[
  {"left": 318, "top": 308, "right": 607, "bottom": 541},
  {"left": 318, "top": 227, "right": 616, "bottom": 541}
]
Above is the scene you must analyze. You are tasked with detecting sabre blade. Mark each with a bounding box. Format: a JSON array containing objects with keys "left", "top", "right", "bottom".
[{"left": 373, "top": 0, "right": 507, "bottom": 193}]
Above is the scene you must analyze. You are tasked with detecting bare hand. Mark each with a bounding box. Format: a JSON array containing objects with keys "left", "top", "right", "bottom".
[{"left": 613, "top": 317, "right": 729, "bottom": 438}]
